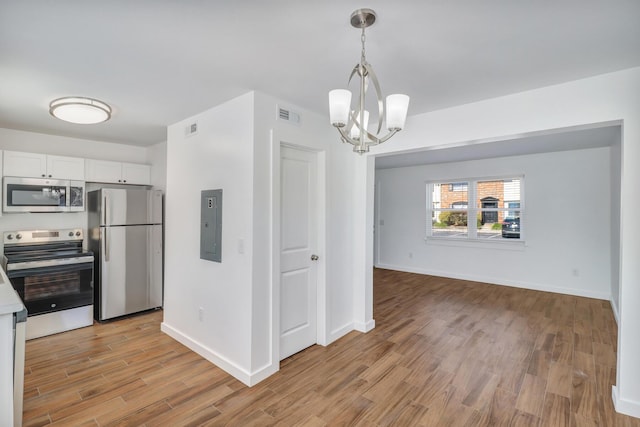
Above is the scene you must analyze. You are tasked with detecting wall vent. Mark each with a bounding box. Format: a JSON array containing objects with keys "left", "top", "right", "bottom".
[
  {"left": 185, "top": 121, "right": 198, "bottom": 137},
  {"left": 276, "top": 105, "right": 300, "bottom": 126}
]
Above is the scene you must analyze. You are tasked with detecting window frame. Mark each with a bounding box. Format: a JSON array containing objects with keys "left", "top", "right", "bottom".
[{"left": 426, "top": 175, "right": 525, "bottom": 244}]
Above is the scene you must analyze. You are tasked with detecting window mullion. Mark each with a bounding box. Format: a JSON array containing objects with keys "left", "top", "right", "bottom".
[{"left": 468, "top": 180, "right": 477, "bottom": 239}]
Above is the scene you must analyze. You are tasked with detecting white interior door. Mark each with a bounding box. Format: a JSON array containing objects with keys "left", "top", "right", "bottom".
[{"left": 280, "top": 145, "right": 318, "bottom": 360}]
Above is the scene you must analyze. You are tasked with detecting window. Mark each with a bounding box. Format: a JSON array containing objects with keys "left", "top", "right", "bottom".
[
  {"left": 428, "top": 177, "right": 523, "bottom": 241},
  {"left": 450, "top": 182, "right": 468, "bottom": 192}
]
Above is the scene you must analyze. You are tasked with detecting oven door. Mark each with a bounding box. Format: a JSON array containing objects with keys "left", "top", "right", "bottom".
[
  {"left": 3, "top": 177, "right": 69, "bottom": 213},
  {"left": 7, "top": 261, "right": 93, "bottom": 316}
]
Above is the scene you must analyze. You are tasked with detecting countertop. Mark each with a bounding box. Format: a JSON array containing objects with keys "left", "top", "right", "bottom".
[{"left": 0, "top": 267, "right": 24, "bottom": 315}]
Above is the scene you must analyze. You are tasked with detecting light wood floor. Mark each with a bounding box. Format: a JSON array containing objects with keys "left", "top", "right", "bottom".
[{"left": 22, "top": 269, "right": 639, "bottom": 426}]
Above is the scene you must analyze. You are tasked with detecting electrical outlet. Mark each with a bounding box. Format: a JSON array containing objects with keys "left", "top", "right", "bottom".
[
  {"left": 198, "top": 307, "right": 204, "bottom": 321},
  {"left": 409, "top": 252, "right": 413, "bottom": 259}
]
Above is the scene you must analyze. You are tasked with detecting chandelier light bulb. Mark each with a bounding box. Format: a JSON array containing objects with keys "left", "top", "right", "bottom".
[
  {"left": 349, "top": 110, "right": 370, "bottom": 139},
  {"left": 386, "top": 94, "right": 410, "bottom": 131},
  {"left": 329, "top": 90, "right": 352, "bottom": 127}
]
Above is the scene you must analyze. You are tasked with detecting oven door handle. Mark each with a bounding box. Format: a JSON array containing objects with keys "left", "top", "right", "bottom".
[
  {"left": 6, "top": 261, "right": 93, "bottom": 278},
  {"left": 5, "top": 256, "right": 95, "bottom": 272}
]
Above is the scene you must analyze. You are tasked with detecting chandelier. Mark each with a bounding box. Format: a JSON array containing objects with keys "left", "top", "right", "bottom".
[{"left": 329, "top": 9, "right": 410, "bottom": 154}]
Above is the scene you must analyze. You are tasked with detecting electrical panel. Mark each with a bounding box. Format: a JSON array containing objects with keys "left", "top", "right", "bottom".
[{"left": 200, "top": 189, "right": 222, "bottom": 262}]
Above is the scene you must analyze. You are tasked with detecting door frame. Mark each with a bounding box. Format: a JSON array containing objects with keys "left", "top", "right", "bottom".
[{"left": 270, "top": 129, "right": 327, "bottom": 366}]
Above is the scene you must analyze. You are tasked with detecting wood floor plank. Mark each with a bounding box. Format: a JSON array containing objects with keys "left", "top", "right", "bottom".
[
  {"left": 541, "top": 392, "right": 571, "bottom": 426},
  {"left": 515, "top": 373, "right": 547, "bottom": 417},
  {"left": 20, "top": 269, "right": 639, "bottom": 426}
]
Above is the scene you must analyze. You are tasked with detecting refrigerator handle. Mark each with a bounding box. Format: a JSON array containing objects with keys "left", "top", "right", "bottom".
[
  {"left": 103, "top": 195, "right": 108, "bottom": 225},
  {"left": 104, "top": 228, "right": 110, "bottom": 262}
]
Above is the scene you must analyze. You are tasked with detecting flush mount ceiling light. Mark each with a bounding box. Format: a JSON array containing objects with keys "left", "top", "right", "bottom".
[
  {"left": 49, "top": 97, "right": 112, "bottom": 124},
  {"left": 329, "top": 8, "right": 410, "bottom": 154}
]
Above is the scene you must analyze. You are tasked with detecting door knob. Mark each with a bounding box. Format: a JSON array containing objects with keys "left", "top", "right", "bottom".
[{"left": 311, "top": 254, "right": 319, "bottom": 261}]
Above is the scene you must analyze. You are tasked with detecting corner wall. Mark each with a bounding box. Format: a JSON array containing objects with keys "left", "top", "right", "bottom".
[
  {"left": 162, "top": 91, "right": 358, "bottom": 385},
  {"left": 163, "top": 93, "right": 256, "bottom": 382}
]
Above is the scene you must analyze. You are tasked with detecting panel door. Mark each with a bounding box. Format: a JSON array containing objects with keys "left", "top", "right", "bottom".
[
  {"left": 121, "top": 162, "right": 151, "bottom": 185},
  {"left": 280, "top": 146, "right": 318, "bottom": 360},
  {"left": 3, "top": 151, "right": 46, "bottom": 177},
  {"left": 47, "top": 155, "right": 85, "bottom": 180},
  {"left": 85, "top": 159, "right": 122, "bottom": 183},
  {"left": 100, "top": 225, "right": 152, "bottom": 319}
]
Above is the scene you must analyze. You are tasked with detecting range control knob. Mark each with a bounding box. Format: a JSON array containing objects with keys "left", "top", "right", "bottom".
[
  {"left": 15, "top": 234, "right": 22, "bottom": 240},
  {"left": 6, "top": 234, "right": 13, "bottom": 240},
  {"left": 75, "top": 231, "right": 81, "bottom": 236},
  {"left": 69, "top": 231, "right": 74, "bottom": 237}
]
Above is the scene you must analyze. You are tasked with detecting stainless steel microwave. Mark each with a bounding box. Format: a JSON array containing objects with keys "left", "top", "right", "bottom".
[{"left": 3, "top": 177, "right": 85, "bottom": 213}]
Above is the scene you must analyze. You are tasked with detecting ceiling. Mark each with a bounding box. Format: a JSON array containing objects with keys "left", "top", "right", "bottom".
[{"left": 1, "top": 1, "right": 639, "bottom": 147}]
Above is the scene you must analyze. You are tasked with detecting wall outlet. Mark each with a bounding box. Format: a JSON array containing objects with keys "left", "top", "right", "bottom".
[
  {"left": 198, "top": 307, "right": 204, "bottom": 321},
  {"left": 409, "top": 252, "right": 413, "bottom": 259},
  {"left": 572, "top": 268, "right": 579, "bottom": 277}
]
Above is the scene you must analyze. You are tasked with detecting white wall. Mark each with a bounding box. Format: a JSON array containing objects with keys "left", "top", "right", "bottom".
[
  {"left": 354, "top": 66, "right": 640, "bottom": 417},
  {"left": 0, "top": 128, "right": 147, "bottom": 162},
  {"left": 162, "top": 91, "right": 356, "bottom": 385},
  {"left": 146, "top": 141, "right": 167, "bottom": 191},
  {"left": 163, "top": 92, "right": 256, "bottom": 381},
  {"left": 610, "top": 135, "right": 622, "bottom": 320},
  {"left": 376, "top": 147, "right": 611, "bottom": 299}
]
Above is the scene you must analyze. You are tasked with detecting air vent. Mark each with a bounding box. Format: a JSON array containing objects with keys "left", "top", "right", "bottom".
[
  {"left": 276, "top": 105, "right": 300, "bottom": 126},
  {"left": 185, "top": 121, "right": 198, "bottom": 137}
]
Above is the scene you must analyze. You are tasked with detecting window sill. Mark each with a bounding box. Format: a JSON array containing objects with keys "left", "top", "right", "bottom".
[{"left": 424, "top": 236, "right": 526, "bottom": 251}]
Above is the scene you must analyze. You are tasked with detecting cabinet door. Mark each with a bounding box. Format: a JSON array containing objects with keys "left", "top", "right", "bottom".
[
  {"left": 3, "top": 151, "right": 46, "bottom": 178},
  {"left": 121, "top": 163, "right": 151, "bottom": 185},
  {"left": 47, "top": 155, "right": 85, "bottom": 180},
  {"left": 85, "top": 159, "right": 123, "bottom": 183}
]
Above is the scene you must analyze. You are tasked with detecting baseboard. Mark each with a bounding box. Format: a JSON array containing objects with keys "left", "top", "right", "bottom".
[
  {"left": 610, "top": 298, "right": 620, "bottom": 325},
  {"left": 613, "top": 386, "right": 640, "bottom": 419},
  {"left": 374, "top": 263, "right": 611, "bottom": 300},
  {"left": 354, "top": 319, "right": 376, "bottom": 333},
  {"left": 161, "top": 321, "right": 277, "bottom": 386},
  {"left": 329, "top": 322, "right": 355, "bottom": 343}
]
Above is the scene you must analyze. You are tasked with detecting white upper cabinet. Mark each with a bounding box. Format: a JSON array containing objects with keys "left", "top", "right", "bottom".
[
  {"left": 121, "top": 162, "right": 151, "bottom": 185},
  {"left": 47, "top": 155, "right": 86, "bottom": 180},
  {"left": 85, "top": 159, "right": 151, "bottom": 185},
  {"left": 3, "top": 151, "right": 85, "bottom": 180}
]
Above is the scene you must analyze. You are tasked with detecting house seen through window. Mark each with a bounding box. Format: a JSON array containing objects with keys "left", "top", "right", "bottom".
[{"left": 427, "top": 177, "right": 523, "bottom": 241}]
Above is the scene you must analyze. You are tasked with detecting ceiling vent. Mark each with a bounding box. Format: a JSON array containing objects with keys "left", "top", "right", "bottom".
[
  {"left": 185, "top": 121, "right": 198, "bottom": 137},
  {"left": 276, "top": 105, "right": 300, "bottom": 126}
]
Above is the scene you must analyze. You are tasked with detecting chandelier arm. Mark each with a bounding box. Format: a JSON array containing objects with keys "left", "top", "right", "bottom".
[
  {"left": 367, "top": 128, "right": 399, "bottom": 145},
  {"left": 348, "top": 64, "right": 360, "bottom": 85},
  {"left": 362, "top": 63, "right": 384, "bottom": 135},
  {"left": 336, "top": 126, "right": 359, "bottom": 146}
]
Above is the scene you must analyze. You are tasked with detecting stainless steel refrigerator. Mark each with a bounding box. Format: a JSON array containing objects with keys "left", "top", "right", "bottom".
[{"left": 87, "top": 188, "right": 163, "bottom": 321}]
